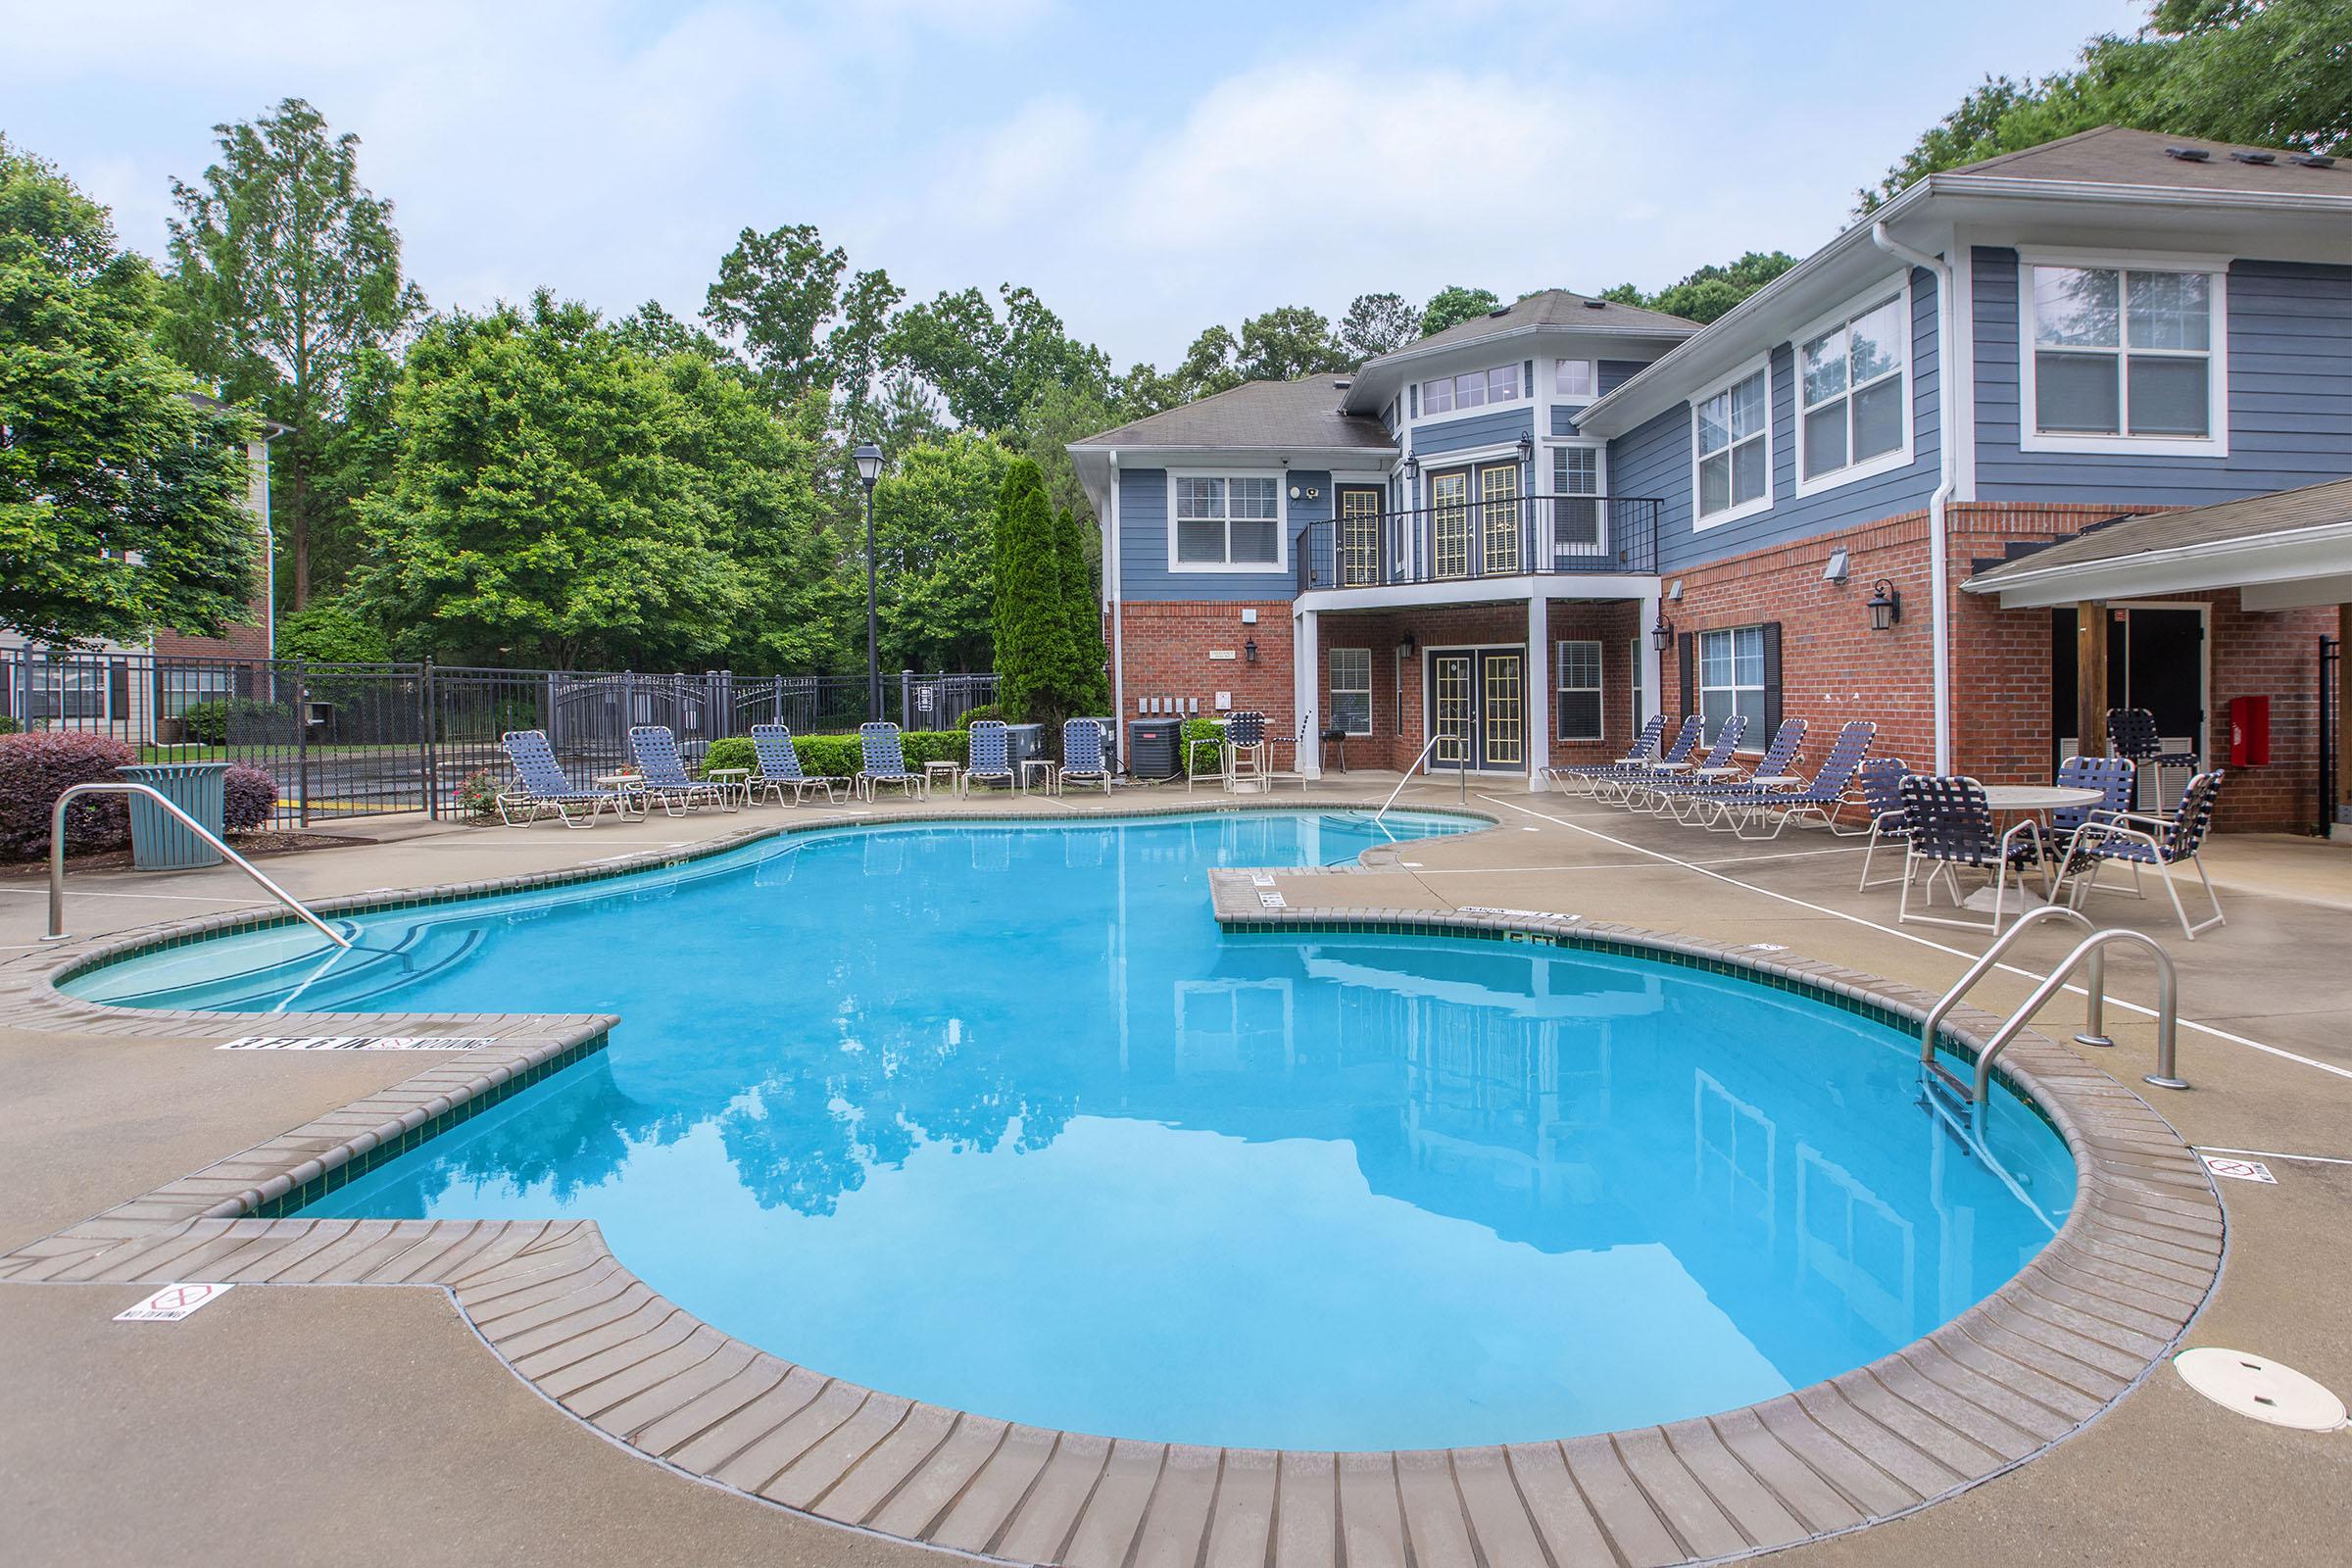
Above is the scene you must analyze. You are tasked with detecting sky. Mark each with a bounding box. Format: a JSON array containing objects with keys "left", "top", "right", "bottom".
[{"left": 3, "top": 0, "right": 2148, "bottom": 371}]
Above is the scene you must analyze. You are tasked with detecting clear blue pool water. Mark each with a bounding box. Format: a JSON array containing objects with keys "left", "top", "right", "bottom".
[{"left": 71, "top": 809, "right": 2073, "bottom": 1450}]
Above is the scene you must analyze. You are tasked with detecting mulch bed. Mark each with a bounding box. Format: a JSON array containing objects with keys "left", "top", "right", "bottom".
[{"left": 0, "top": 830, "right": 372, "bottom": 879}]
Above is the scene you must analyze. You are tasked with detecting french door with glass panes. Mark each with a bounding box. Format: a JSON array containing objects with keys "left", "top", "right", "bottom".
[
  {"left": 1337, "top": 485, "right": 1384, "bottom": 586},
  {"left": 1431, "top": 470, "right": 1471, "bottom": 578},
  {"left": 1478, "top": 461, "right": 1522, "bottom": 575},
  {"left": 1429, "top": 648, "right": 1526, "bottom": 770}
]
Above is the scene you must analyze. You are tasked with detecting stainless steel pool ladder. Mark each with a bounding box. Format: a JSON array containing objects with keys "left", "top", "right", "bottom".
[
  {"left": 43, "top": 782, "right": 353, "bottom": 950},
  {"left": 1919, "top": 906, "right": 2182, "bottom": 1124}
]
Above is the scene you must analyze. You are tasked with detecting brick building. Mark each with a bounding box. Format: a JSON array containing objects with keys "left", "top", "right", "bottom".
[{"left": 1072, "top": 128, "right": 2352, "bottom": 833}]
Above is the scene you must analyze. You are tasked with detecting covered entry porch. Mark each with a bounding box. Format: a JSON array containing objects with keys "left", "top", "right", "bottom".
[{"left": 1964, "top": 477, "right": 2352, "bottom": 834}]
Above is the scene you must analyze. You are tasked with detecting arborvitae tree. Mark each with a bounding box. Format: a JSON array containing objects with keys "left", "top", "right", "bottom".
[
  {"left": 1054, "top": 505, "right": 1109, "bottom": 716},
  {"left": 992, "top": 457, "right": 1062, "bottom": 731}
]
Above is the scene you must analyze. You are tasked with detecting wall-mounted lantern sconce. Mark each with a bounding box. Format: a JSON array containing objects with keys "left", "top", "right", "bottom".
[
  {"left": 1400, "top": 452, "right": 1419, "bottom": 485},
  {"left": 1515, "top": 432, "right": 1534, "bottom": 466},
  {"left": 1650, "top": 614, "right": 1675, "bottom": 654},
  {"left": 1866, "top": 579, "right": 1902, "bottom": 631},
  {"left": 1244, "top": 638, "right": 1258, "bottom": 664},
  {"left": 1822, "top": 547, "right": 1850, "bottom": 585},
  {"left": 1398, "top": 631, "right": 1417, "bottom": 658}
]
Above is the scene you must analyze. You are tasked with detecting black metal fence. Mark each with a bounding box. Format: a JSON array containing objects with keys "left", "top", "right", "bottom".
[
  {"left": 0, "top": 648, "right": 996, "bottom": 827},
  {"left": 2322, "top": 634, "right": 2340, "bottom": 837}
]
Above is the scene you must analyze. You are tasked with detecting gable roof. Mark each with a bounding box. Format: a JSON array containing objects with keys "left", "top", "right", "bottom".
[
  {"left": 1069, "top": 376, "right": 1392, "bottom": 453},
  {"left": 1967, "top": 476, "right": 2352, "bottom": 600},
  {"left": 1941, "top": 125, "right": 2351, "bottom": 197},
  {"left": 1390, "top": 288, "right": 1697, "bottom": 359}
]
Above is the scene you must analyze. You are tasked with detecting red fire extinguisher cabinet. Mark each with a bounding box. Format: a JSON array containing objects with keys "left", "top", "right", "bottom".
[{"left": 2230, "top": 695, "right": 2270, "bottom": 765}]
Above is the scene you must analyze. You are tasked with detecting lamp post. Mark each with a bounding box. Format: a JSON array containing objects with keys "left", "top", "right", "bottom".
[{"left": 855, "top": 442, "right": 884, "bottom": 721}]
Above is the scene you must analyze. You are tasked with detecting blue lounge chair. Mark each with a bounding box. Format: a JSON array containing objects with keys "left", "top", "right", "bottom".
[
  {"left": 1895, "top": 774, "right": 2052, "bottom": 932},
  {"left": 2055, "top": 767, "right": 2229, "bottom": 939},
  {"left": 1625, "top": 714, "right": 1745, "bottom": 812},
  {"left": 1594, "top": 716, "right": 1703, "bottom": 805},
  {"left": 1706, "top": 719, "right": 1875, "bottom": 839},
  {"left": 1542, "top": 714, "right": 1666, "bottom": 796},
  {"left": 1060, "top": 717, "right": 1113, "bottom": 794},
  {"left": 858, "top": 721, "right": 928, "bottom": 801},
  {"left": 961, "top": 719, "right": 1016, "bottom": 796},
  {"left": 496, "top": 729, "right": 637, "bottom": 828},
  {"left": 749, "top": 723, "right": 847, "bottom": 806},
  {"left": 1854, "top": 758, "right": 1911, "bottom": 890},
  {"left": 1656, "top": 717, "right": 1809, "bottom": 824},
  {"left": 629, "top": 725, "right": 734, "bottom": 815},
  {"left": 2106, "top": 707, "right": 2198, "bottom": 810}
]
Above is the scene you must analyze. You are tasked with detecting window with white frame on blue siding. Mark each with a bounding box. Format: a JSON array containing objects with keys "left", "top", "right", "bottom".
[
  {"left": 1694, "top": 364, "right": 1770, "bottom": 526},
  {"left": 1172, "top": 475, "right": 1281, "bottom": 565},
  {"left": 1330, "top": 648, "right": 1373, "bottom": 736},
  {"left": 2021, "top": 259, "right": 2226, "bottom": 455},
  {"left": 1698, "top": 626, "right": 1766, "bottom": 737},
  {"left": 1552, "top": 445, "right": 1605, "bottom": 555},
  {"left": 1555, "top": 640, "right": 1602, "bottom": 741},
  {"left": 1421, "top": 365, "right": 1519, "bottom": 416},
  {"left": 1554, "top": 359, "right": 1596, "bottom": 400},
  {"left": 1798, "top": 290, "right": 1907, "bottom": 489}
]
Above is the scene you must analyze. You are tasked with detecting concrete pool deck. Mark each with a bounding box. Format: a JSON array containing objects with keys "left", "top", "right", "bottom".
[{"left": 2, "top": 780, "right": 2347, "bottom": 1564}]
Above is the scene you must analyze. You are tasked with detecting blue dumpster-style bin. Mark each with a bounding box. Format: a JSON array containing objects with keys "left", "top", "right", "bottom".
[{"left": 116, "top": 762, "right": 230, "bottom": 869}]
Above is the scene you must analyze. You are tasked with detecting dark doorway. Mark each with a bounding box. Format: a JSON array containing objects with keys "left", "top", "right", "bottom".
[{"left": 2049, "top": 604, "right": 2207, "bottom": 769}]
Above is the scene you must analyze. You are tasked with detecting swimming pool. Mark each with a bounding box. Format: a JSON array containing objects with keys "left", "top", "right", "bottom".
[{"left": 69, "top": 809, "right": 2075, "bottom": 1451}]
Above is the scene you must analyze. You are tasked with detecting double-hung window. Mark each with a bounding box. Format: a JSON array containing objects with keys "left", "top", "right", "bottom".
[
  {"left": 1552, "top": 445, "right": 1606, "bottom": 557},
  {"left": 1420, "top": 366, "right": 1518, "bottom": 416},
  {"left": 1556, "top": 640, "right": 1602, "bottom": 741},
  {"left": 1697, "top": 626, "right": 1766, "bottom": 737},
  {"left": 1330, "top": 648, "right": 1372, "bottom": 736},
  {"left": 1694, "top": 363, "right": 1770, "bottom": 525},
  {"left": 1172, "top": 475, "right": 1280, "bottom": 566},
  {"left": 1798, "top": 290, "right": 1907, "bottom": 487},
  {"left": 2023, "top": 258, "right": 2226, "bottom": 454}
]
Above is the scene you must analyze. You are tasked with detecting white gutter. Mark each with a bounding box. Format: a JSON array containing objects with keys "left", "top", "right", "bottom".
[
  {"left": 1872, "top": 220, "right": 1955, "bottom": 773},
  {"left": 1105, "top": 450, "right": 1123, "bottom": 725}
]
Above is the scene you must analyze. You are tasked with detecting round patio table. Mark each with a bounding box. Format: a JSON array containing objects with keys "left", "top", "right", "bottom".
[{"left": 1963, "top": 784, "right": 2102, "bottom": 911}]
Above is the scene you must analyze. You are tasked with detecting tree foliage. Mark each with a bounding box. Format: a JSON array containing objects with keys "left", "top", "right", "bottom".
[
  {"left": 1418, "top": 285, "right": 1501, "bottom": 337},
  {"left": 0, "top": 135, "right": 262, "bottom": 647},
  {"left": 1858, "top": 0, "right": 2352, "bottom": 212},
  {"left": 1236, "top": 304, "right": 1348, "bottom": 381},
  {"left": 702, "top": 221, "right": 848, "bottom": 405},
  {"left": 162, "top": 98, "right": 424, "bottom": 608},
  {"left": 1339, "top": 291, "right": 1418, "bottom": 363},
  {"left": 1054, "top": 504, "right": 1108, "bottom": 716},
  {"left": 889, "top": 282, "right": 1112, "bottom": 432},
  {"left": 1601, "top": 251, "right": 1798, "bottom": 325},
  {"left": 870, "top": 432, "right": 1007, "bottom": 671},
  {"left": 992, "top": 457, "right": 1096, "bottom": 733}
]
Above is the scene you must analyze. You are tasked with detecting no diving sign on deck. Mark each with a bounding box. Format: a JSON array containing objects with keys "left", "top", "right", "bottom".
[{"left": 116, "top": 1283, "right": 233, "bottom": 1322}]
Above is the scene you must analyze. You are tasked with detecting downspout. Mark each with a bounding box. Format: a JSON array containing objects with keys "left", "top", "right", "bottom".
[
  {"left": 1105, "top": 452, "right": 1124, "bottom": 726},
  {"left": 1872, "top": 221, "right": 1954, "bottom": 773}
]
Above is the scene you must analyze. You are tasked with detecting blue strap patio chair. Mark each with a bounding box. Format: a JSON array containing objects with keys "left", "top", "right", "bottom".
[
  {"left": 1060, "top": 717, "right": 1113, "bottom": 795},
  {"left": 1669, "top": 716, "right": 1809, "bottom": 827},
  {"left": 2054, "top": 767, "right": 2229, "bottom": 940},
  {"left": 2012, "top": 755, "right": 2134, "bottom": 883},
  {"left": 1542, "top": 714, "right": 1667, "bottom": 796},
  {"left": 1715, "top": 719, "right": 1875, "bottom": 840},
  {"left": 961, "top": 719, "right": 1016, "bottom": 796},
  {"left": 748, "top": 723, "right": 847, "bottom": 806},
  {"left": 1854, "top": 758, "right": 1911, "bottom": 890},
  {"left": 1594, "top": 715, "right": 1703, "bottom": 805},
  {"left": 629, "top": 725, "right": 734, "bottom": 816},
  {"left": 2106, "top": 708, "right": 2199, "bottom": 811},
  {"left": 1625, "top": 714, "right": 1745, "bottom": 812},
  {"left": 496, "top": 729, "right": 636, "bottom": 829},
  {"left": 858, "top": 721, "right": 928, "bottom": 801},
  {"left": 1224, "top": 710, "right": 1268, "bottom": 790},
  {"left": 1895, "top": 773, "right": 2051, "bottom": 933}
]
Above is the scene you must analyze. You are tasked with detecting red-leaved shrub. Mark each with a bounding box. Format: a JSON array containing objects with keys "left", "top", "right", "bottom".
[
  {"left": 0, "top": 732, "right": 134, "bottom": 859},
  {"left": 223, "top": 764, "right": 279, "bottom": 832}
]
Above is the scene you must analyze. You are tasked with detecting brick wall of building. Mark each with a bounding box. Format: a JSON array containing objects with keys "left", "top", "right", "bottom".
[{"left": 1117, "top": 600, "right": 1296, "bottom": 734}]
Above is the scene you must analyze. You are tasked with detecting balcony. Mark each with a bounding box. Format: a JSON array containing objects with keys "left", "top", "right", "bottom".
[{"left": 1294, "top": 495, "right": 1661, "bottom": 596}]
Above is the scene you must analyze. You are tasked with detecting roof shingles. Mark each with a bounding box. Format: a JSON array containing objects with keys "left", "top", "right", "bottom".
[{"left": 1070, "top": 376, "right": 1392, "bottom": 451}]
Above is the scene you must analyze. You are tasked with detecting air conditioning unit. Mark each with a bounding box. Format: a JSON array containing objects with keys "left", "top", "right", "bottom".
[{"left": 1126, "top": 719, "right": 1182, "bottom": 780}]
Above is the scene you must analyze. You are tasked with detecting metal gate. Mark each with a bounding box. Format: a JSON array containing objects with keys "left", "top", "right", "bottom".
[{"left": 2323, "top": 635, "right": 2340, "bottom": 838}]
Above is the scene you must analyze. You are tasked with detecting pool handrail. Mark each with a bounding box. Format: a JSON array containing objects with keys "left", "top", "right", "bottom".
[
  {"left": 44, "top": 781, "right": 352, "bottom": 951},
  {"left": 1372, "top": 731, "right": 1456, "bottom": 827}
]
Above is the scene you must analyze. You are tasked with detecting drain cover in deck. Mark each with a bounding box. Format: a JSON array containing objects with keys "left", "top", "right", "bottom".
[{"left": 2175, "top": 1348, "right": 2347, "bottom": 1431}]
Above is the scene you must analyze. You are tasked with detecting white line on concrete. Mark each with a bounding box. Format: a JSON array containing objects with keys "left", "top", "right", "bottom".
[
  {"left": 2196, "top": 1146, "right": 2352, "bottom": 1167},
  {"left": 1483, "top": 793, "right": 2352, "bottom": 1086},
  {"left": 1414, "top": 843, "right": 1868, "bottom": 874},
  {"left": 0, "top": 886, "right": 247, "bottom": 904}
]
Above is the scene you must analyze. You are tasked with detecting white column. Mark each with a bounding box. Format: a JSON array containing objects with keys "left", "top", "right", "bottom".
[
  {"left": 1525, "top": 593, "right": 1549, "bottom": 792},
  {"left": 1639, "top": 590, "right": 1664, "bottom": 728},
  {"left": 1295, "top": 608, "right": 1322, "bottom": 779}
]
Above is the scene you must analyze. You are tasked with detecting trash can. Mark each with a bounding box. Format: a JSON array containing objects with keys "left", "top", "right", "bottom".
[{"left": 116, "top": 761, "right": 230, "bottom": 869}]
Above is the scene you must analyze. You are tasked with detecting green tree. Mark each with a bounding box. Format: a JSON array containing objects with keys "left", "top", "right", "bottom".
[
  {"left": 1418, "top": 285, "right": 1501, "bottom": 336},
  {"left": 827, "top": 266, "right": 905, "bottom": 441},
  {"left": 275, "top": 596, "right": 390, "bottom": 662},
  {"left": 1054, "top": 504, "right": 1108, "bottom": 715},
  {"left": 871, "top": 433, "right": 1008, "bottom": 670},
  {"left": 163, "top": 97, "right": 425, "bottom": 610},
  {"left": 1601, "top": 251, "right": 1797, "bottom": 325},
  {"left": 889, "top": 283, "right": 1112, "bottom": 432},
  {"left": 1017, "top": 378, "right": 1120, "bottom": 530},
  {"left": 1237, "top": 304, "right": 1348, "bottom": 381},
  {"left": 1859, "top": 0, "right": 2352, "bottom": 212},
  {"left": 1, "top": 136, "right": 262, "bottom": 646},
  {"left": 615, "top": 299, "right": 728, "bottom": 364},
  {"left": 702, "top": 221, "right": 847, "bottom": 407},
  {"left": 1339, "top": 291, "right": 1418, "bottom": 363},
  {"left": 993, "top": 457, "right": 1080, "bottom": 732},
  {"left": 347, "top": 293, "right": 757, "bottom": 668},
  {"left": 871, "top": 368, "right": 949, "bottom": 458}
]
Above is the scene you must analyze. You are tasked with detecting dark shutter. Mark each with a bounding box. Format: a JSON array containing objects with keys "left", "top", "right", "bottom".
[
  {"left": 1678, "top": 632, "right": 1694, "bottom": 718},
  {"left": 1760, "top": 621, "right": 1783, "bottom": 734},
  {"left": 109, "top": 659, "right": 130, "bottom": 719}
]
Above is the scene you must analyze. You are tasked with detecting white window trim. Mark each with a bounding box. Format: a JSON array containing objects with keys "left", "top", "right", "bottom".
[
  {"left": 1690, "top": 354, "right": 1774, "bottom": 531},
  {"left": 1329, "top": 647, "right": 1373, "bottom": 737},
  {"left": 1791, "top": 276, "right": 1917, "bottom": 499},
  {"left": 1553, "top": 357, "right": 1598, "bottom": 405},
  {"left": 1697, "top": 625, "right": 1767, "bottom": 736},
  {"left": 1407, "top": 363, "right": 1525, "bottom": 435},
  {"left": 2015, "top": 248, "right": 2230, "bottom": 460},
  {"left": 1165, "top": 469, "right": 1289, "bottom": 574},
  {"left": 1554, "top": 639, "right": 1603, "bottom": 742}
]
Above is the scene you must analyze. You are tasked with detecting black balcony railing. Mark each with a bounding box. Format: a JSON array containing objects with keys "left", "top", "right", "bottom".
[{"left": 1293, "top": 495, "right": 1660, "bottom": 594}]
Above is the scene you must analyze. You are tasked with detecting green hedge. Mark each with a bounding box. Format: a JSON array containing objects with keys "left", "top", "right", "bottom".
[
  {"left": 700, "top": 736, "right": 757, "bottom": 777},
  {"left": 697, "top": 730, "right": 973, "bottom": 781},
  {"left": 1181, "top": 716, "right": 1223, "bottom": 776}
]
